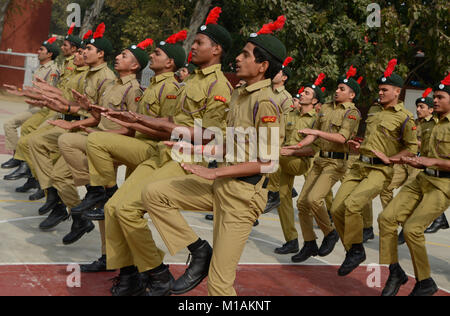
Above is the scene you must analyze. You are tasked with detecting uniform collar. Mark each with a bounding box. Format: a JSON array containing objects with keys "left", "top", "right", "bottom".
[
  {"left": 441, "top": 112, "right": 450, "bottom": 122},
  {"left": 423, "top": 114, "right": 434, "bottom": 122},
  {"left": 76, "top": 65, "right": 89, "bottom": 72},
  {"left": 40, "top": 60, "right": 55, "bottom": 69},
  {"left": 244, "top": 79, "right": 272, "bottom": 94},
  {"left": 302, "top": 109, "right": 316, "bottom": 117},
  {"left": 274, "top": 85, "right": 286, "bottom": 93},
  {"left": 335, "top": 101, "right": 354, "bottom": 109},
  {"left": 392, "top": 102, "right": 404, "bottom": 112},
  {"left": 65, "top": 55, "right": 75, "bottom": 63},
  {"left": 196, "top": 64, "right": 222, "bottom": 76},
  {"left": 89, "top": 62, "right": 108, "bottom": 72},
  {"left": 118, "top": 74, "right": 136, "bottom": 85},
  {"left": 151, "top": 72, "right": 174, "bottom": 85}
]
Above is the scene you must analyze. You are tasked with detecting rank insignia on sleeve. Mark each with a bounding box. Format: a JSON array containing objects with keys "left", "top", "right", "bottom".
[
  {"left": 166, "top": 95, "right": 177, "bottom": 100},
  {"left": 135, "top": 97, "right": 141, "bottom": 102},
  {"left": 262, "top": 116, "right": 277, "bottom": 123},
  {"left": 51, "top": 74, "right": 58, "bottom": 77},
  {"left": 412, "top": 126, "right": 417, "bottom": 131},
  {"left": 214, "top": 96, "right": 227, "bottom": 103},
  {"left": 348, "top": 115, "right": 357, "bottom": 120}
]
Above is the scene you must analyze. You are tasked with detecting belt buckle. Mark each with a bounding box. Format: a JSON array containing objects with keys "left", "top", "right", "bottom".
[
  {"left": 323, "top": 151, "right": 330, "bottom": 158},
  {"left": 425, "top": 168, "right": 436, "bottom": 177},
  {"left": 362, "top": 156, "right": 371, "bottom": 164}
]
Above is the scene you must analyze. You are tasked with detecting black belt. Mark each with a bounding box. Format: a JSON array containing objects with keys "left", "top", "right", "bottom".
[
  {"left": 62, "top": 114, "right": 81, "bottom": 122},
  {"left": 424, "top": 168, "right": 450, "bottom": 179},
  {"left": 359, "top": 155, "right": 388, "bottom": 166},
  {"left": 237, "top": 174, "right": 269, "bottom": 188},
  {"left": 320, "top": 151, "right": 349, "bottom": 160}
]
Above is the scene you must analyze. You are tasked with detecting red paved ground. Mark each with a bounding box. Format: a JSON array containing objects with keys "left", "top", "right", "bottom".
[{"left": 0, "top": 264, "right": 448, "bottom": 296}]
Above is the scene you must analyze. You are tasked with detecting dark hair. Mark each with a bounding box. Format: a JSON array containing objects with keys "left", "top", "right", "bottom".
[
  {"left": 207, "top": 37, "right": 227, "bottom": 65},
  {"left": 50, "top": 51, "right": 59, "bottom": 60},
  {"left": 253, "top": 45, "right": 282, "bottom": 80},
  {"left": 281, "top": 68, "right": 290, "bottom": 84}
]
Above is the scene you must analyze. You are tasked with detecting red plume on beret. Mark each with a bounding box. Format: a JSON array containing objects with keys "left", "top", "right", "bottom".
[
  {"left": 165, "top": 30, "right": 188, "bottom": 44},
  {"left": 384, "top": 59, "right": 397, "bottom": 78},
  {"left": 314, "top": 73, "right": 326, "bottom": 87},
  {"left": 47, "top": 37, "right": 57, "bottom": 44},
  {"left": 283, "top": 57, "right": 293, "bottom": 68},
  {"left": 346, "top": 65, "right": 357, "bottom": 80},
  {"left": 298, "top": 87, "right": 305, "bottom": 94},
  {"left": 422, "top": 88, "right": 433, "bottom": 98},
  {"left": 83, "top": 30, "right": 93, "bottom": 40},
  {"left": 321, "top": 87, "right": 326, "bottom": 92},
  {"left": 67, "top": 23, "right": 75, "bottom": 35},
  {"left": 137, "top": 38, "right": 154, "bottom": 50},
  {"left": 357, "top": 77, "right": 364, "bottom": 85},
  {"left": 441, "top": 73, "right": 450, "bottom": 86},
  {"left": 93, "top": 23, "right": 106, "bottom": 39},
  {"left": 205, "top": 7, "right": 222, "bottom": 25},
  {"left": 257, "top": 16, "right": 286, "bottom": 35},
  {"left": 187, "top": 51, "right": 193, "bottom": 63}
]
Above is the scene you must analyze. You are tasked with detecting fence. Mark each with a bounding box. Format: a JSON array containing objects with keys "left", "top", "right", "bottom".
[{"left": 0, "top": 51, "right": 39, "bottom": 88}]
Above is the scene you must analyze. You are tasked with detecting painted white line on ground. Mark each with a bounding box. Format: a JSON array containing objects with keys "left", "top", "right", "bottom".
[{"left": 0, "top": 216, "right": 46, "bottom": 224}]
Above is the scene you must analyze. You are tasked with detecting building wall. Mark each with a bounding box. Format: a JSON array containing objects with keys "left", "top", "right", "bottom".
[{"left": 0, "top": 0, "right": 52, "bottom": 87}]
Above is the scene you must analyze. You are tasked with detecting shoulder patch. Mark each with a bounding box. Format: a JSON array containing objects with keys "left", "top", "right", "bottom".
[
  {"left": 166, "top": 95, "right": 177, "bottom": 100},
  {"left": 214, "top": 96, "right": 227, "bottom": 103},
  {"left": 262, "top": 116, "right": 277, "bottom": 123},
  {"left": 348, "top": 115, "right": 358, "bottom": 120}
]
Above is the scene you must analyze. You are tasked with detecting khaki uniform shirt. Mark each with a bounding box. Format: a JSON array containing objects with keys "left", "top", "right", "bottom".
[
  {"left": 33, "top": 60, "right": 60, "bottom": 87},
  {"left": 57, "top": 55, "right": 76, "bottom": 89},
  {"left": 97, "top": 74, "right": 142, "bottom": 131},
  {"left": 273, "top": 86, "right": 294, "bottom": 114},
  {"left": 284, "top": 108, "right": 317, "bottom": 147},
  {"left": 418, "top": 114, "right": 438, "bottom": 157},
  {"left": 135, "top": 72, "right": 180, "bottom": 141},
  {"left": 421, "top": 112, "right": 450, "bottom": 198},
  {"left": 225, "top": 79, "right": 284, "bottom": 169},
  {"left": 360, "top": 103, "right": 418, "bottom": 157},
  {"left": 315, "top": 102, "right": 361, "bottom": 153},
  {"left": 83, "top": 62, "right": 117, "bottom": 105}
]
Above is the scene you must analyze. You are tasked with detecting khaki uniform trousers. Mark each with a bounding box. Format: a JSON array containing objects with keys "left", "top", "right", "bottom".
[
  {"left": 144, "top": 174, "right": 268, "bottom": 296},
  {"left": 297, "top": 157, "right": 346, "bottom": 242},
  {"left": 380, "top": 164, "right": 421, "bottom": 209},
  {"left": 277, "top": 156, "right": 311, "bottom": 242},
  {"left": 86, "top": 132, "right": 157, "bottom": 187},
  {"left": 105, "top": 158, "right": 187, "bottom": 273},
  {"left": 378, "top": 173, "right": 450, "bottom": 281},
  {"left": 331, "top": 162, "right": 393, "bottom": 251},
  {"left": 3, "top": 107, "right": 41, "bottom": 151}
]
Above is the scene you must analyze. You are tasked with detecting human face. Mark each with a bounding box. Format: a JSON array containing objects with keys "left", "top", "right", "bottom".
[
  {"left": 416, "top": 103, "right": 433, "bottom": 119},
  {"left": 272, "top": 70, "right": 286, "bottom": 85},
  {"left": 235, "top": 42, "right": 268, "bottom": 83},
  {"left": 83, "top": 44, "right": 104, "bottom": 66},
  {"left": 37, "top": 46, "right": 52, "bottom": 62},
  {"left": 335, "top": 83, "right": 355, "bottom": 104},
  {"left": 150, "top": 48, "right": 172, "bottom": 73},
  {"left": 300, "top": 87, "right": 317, "bottom": 106},
  {"left": 73, "top": 48, "right": 86, "bottom": 67},
  {"left": 190, "top": 34, "right": 221, "bottom": 67},
  {"left": 178, "top": 67, "right": 189, "bottom": 81},
  {"left": 378, "top": 84, "right": 401, "bottom": 106},
  {"left": 115, "top": 49, "right": 139, "bottom": 73},
  {"left": 433, "top": 91, "right": 450, "bottom": 115},
  {"left": 61, "top": 40, "right": 76, "bottom": 57}
]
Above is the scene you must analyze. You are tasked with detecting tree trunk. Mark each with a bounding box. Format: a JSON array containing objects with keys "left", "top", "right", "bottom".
[
  {"left": 80, "top": 0, "right": 105, "bottom": 36},
  {"left": 183, "top": 0, "right": 212, "bottom": 52},
  {"left": 0, "top": 0, "right": 12, "bottom": 45}
]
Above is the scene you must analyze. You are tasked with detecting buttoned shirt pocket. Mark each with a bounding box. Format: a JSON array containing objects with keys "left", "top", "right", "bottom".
[
  {"left": 435, "top": 130, "right": 450, "bottom": 159},
  {"left": 379, "top": 120, "right": 400, "bottom": 140}
]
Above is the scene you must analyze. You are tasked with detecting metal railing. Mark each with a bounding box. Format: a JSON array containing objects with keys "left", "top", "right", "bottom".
[{"left": 0, "top": 51, "right": 39, "bottom": 88}]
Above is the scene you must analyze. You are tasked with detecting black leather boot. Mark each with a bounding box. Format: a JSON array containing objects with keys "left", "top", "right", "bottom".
[
  {"left": 39, "top": 203, "right": 69, "bottom": 230},
  {"left": 81, "top": 255, "right": 115, "bottom": 273},
  {"left": 62, "top": 214, "right": 95, "bottom": 245},
  {"left": 16, "top": 177, "right": 39, "bottom": 193},
  {"left": 4, "top": 161, "right": 31, "bottom": 180},
  {"left": 409, "top": 278, "right": 439, "bottom": 296},
  {"left": 38, "top": 187, "right": 61, "bottom": 216},
  {"left": 263, "top": 191, "right": 281, "bottom": 214},
  {"left": 83, "top": 185, "right": 118, "bottom": 221},
  {"left": 425, "top": 214, "right": 449, "bottom": 234},
  {"left": 363, "top": 227, "right": 375, "bottom": 243},
  {"left": 275, "top": 239, "right": 299, "bottom": 255},
  {"left": 111, "top": 267, "right": 146, "bottom": 297},
  {"left": 171, "top": 240, "right": 213, "bottom": 295},
  {"left": 144, "top": 265, "right": 175, "bottom": 296},
  {"left": 398, "top": 229, "right": 406, "bottom": 245},
  {"left": 71, "top": 186, "right": 106, "bottom": 216},
  {"left": 338, "top": 243, "right": 366, "bottom": 276},
  {"left": 205, "top": 214, "right": 214, "bottom": 221},
  {"left": 291, "top": 240, "right": 319, "bottom": 263},
  {"left": 292, "top": 188, "right": 298, "bottom": 198},
  {"left": 381, "top": 263, "right": 409, "bottom": 296},
  {"left": 29, "top": 188, "right": 45, "bottom": 201},
  {"left": 318, "top": 230, "right": 340, "bottom": 257},
  {"left": 2, "top": 157, "right": 21, "bottom": 169}
]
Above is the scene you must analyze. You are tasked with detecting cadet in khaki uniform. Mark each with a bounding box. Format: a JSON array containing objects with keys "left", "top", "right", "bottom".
[
  {"left": 379, "top": 74, "right": 450, "bottom": 296},
  {"left": 285, "top": 68, "right": 362, "bottom": 263},
  {"left": 144, "top": 17, "right": 286, "bottom": 296},
  {"left": 2, "top": 37, "right": 60, "bottom": 181},
  {"left": 94, "top": 11, "right": 233, "bottom": 297},
  {"left": 272, "top": 86, "right": 320, "bottom": 255},
  {"left": 332, "top": 60, "right": 418, "bottom": 277},
  {"left": 27, "top": 24, "right": 116, "bottom": 232}
]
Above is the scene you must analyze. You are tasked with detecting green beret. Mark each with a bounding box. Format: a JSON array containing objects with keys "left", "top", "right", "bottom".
[
  {"left": 65, "top": 34, "right": 82, "bottom": 48},
  {"left": 305, "top": 84, "right": 326, "bottom": 104},
  {"left": 186, "top": 63, "right": 197, "bottom": 74},
  {"left": 435, "top": 80, "right": 450, "bottom": 95},
  {"left": 89, "top": 37, "right": 113, "bottom": 56},
  {"left": 198, "top": 24, "right": 232, "bottom": 54},
  {"left": 416, "top": 97, "right": 434, "bottom": 108},
  {"left": 338, "top": 76, "right": 361, "bottom": 102},
  {"left": 282, "top": 66, "right": 292, "bottom": 79},
  {"left": 247, "top": 33, "right": 287, "bottom": 63},
  {"left": 377, "top": 73, "right": 404, "bottom": 88},
  {"left": 128, "top": 45, "right": 149, "bottom": 70},
  {"left": 42, "top": 38, "right": 60, "bottom": 58},
  {"left": 157, "top": 41, "right": 186, "bottom": 70}
]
